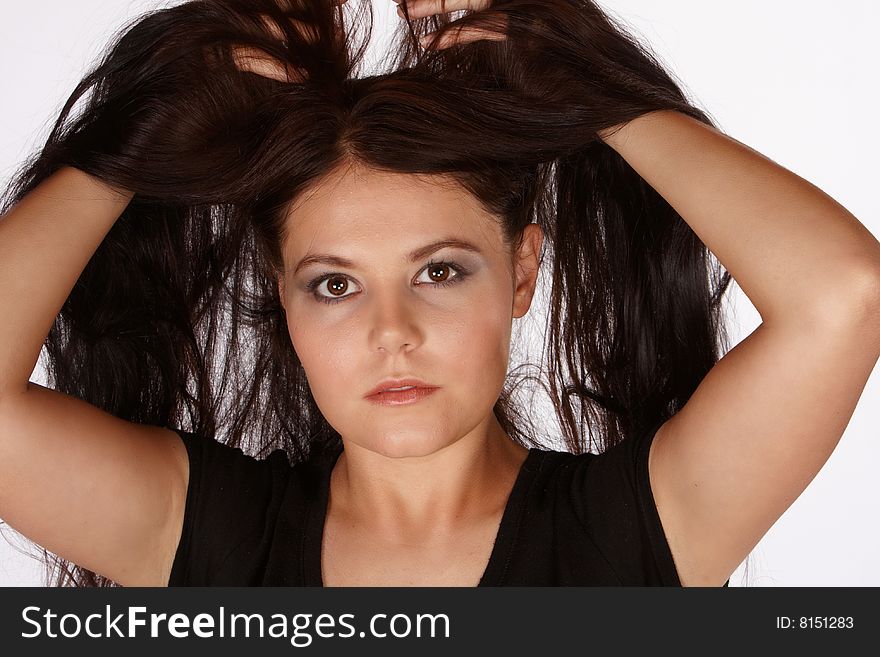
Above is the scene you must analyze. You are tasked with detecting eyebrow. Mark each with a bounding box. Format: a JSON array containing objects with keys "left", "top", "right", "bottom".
[{"left": 291, "top": 238, "right": 484, "bottom": 276}]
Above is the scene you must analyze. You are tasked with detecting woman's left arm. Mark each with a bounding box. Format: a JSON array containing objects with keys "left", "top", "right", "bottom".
[
  {"left": 601, "top": 111, "right": 880, "bottom": 326},
  {"left": 602, "top": 110, "right": 880, "bottom": 586}
]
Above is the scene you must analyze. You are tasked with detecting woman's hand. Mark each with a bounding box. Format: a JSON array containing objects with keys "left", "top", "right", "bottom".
[
  {"left": 394, "top": 0, "right": 508, "bottom": 50},
  {"left": 232, "top": 0, "right": 349, "bottom": 82}
]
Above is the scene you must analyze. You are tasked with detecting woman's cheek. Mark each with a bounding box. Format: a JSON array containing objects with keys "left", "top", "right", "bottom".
[
  {"left": 286, "top": 317, "right": 342, "bottom": 396},
  {"left": 455, "top": 301, "right": 512, "bottom": 385}
]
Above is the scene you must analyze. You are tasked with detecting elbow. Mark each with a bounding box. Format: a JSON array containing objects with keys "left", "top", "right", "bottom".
[
  {"left": 843, "top": 263, "right": 880, "bottom": 325},
  {"left": 857, "top": 267, "right": 880, "bottom": 348},
  {"left": 804, "top": 263, "right": 880, "bottom": 342}
]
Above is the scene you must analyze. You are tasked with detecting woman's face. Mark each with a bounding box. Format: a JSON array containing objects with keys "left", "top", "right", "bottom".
[{"left": 277, "top": 162, "right": 543, "bottom": 458}]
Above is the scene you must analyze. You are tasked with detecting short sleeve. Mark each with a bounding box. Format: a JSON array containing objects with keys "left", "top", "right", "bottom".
[
  {"left": 574, "top": 420, "right": 683, "bottom": 586},
  {"left": 167, "top": 429, "right": 292, "bottom": 586}
]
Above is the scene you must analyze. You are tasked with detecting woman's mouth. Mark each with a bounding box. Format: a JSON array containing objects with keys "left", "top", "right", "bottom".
[{"left": 365, "top": 386, "right": 439, "bottom": 406}]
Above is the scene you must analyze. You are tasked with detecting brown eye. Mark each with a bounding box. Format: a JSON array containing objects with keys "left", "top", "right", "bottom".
[
  {"left": 307, "top": 273, "right": 359, "bottom": 305},
  {"left": 325, "top": 275, "right": 349, "bottom": 296},
  {"left": 414, "top": 261, "right": 467, "bottom": 288},
  {"left": 426, "top": 263, "right": 451, "bottom": 283}
]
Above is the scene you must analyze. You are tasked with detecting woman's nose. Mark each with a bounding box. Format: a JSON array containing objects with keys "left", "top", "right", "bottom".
[{"left": 368, "top": 288, "right": 423, "bottom": 353}]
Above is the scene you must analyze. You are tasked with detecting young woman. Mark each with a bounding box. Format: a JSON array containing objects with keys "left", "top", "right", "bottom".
[{"left": 0, "top": 0, "right": 878, "bottom": 588}]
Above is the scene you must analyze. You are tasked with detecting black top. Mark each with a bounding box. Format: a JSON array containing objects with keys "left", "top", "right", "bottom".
[{"left": 167, "top": 422, "right": 730, "bottom": 586}]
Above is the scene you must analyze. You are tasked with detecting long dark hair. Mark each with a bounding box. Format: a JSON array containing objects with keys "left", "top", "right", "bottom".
[{"left": 1, "top": 0, "right": 744, "bottom": 587}]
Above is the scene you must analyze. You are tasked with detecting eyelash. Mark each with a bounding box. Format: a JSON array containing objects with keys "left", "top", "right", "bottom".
[{"left": 305, "top": 260, "right": 470, "bottom": 306}]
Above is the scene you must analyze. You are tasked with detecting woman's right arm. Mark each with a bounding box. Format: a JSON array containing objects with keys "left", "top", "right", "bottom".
[{"left": 0, "top": 167, "right": 188, "bottom": 587}]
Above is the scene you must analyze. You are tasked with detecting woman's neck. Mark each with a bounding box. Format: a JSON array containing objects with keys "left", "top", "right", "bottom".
[{"left": 329, "top": 415, "right": 528, "bottom": 539}]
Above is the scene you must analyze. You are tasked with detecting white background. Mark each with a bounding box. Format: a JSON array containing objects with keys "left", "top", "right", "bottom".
[{"left": 1, "top": 1, "right": 878, "bottom": 586}]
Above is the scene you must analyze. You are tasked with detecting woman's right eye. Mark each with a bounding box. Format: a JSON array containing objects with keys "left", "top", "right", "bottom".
[{"left": 308, "top": 274, "right": 356, "bottom": 305}]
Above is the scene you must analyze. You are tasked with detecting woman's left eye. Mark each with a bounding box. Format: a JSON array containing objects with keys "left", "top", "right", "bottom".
[
  {"left": 415, "top": 261, "right": 466, "bottom": 288},
  {"left": 306, "top": 260, "right": 470, "bottom": 305}
]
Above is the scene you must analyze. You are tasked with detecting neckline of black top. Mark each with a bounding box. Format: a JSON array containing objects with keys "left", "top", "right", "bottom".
[{"left": 301, "top": 440, "right": 545, "bottom": 587}]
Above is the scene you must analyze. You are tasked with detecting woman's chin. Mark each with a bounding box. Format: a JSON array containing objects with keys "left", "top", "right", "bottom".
[{"left": 345, "top": 432, "right": 459, "bottom": 460}]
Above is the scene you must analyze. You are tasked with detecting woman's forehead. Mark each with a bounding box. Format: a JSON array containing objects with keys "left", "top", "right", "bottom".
[
  {"left": 286, "top": 166, "right": 484, "bottom": 225},
  {"left": 282, "top": 167, "right": 503, "bottom": 260}
]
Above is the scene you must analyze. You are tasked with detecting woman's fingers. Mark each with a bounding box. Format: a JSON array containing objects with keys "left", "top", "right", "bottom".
[
  {"left": 232, "top": 45, "right": 310, "bottom": 82},
  {"left": 232, "top": 2, "right": 348, "bottom": 82},
  {"left": 231, "top": 13, "right": 312, "bottom": 82},
  {"left": 394, "top": 0, "right": 507, "bottom": 50},
  {"left": 396, "top": 0, "right": 493, "bottom": 20}
]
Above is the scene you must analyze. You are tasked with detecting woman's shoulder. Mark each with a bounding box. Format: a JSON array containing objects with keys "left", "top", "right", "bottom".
[
  {"left": 170, "top": 428, "right": 341, "bottom": 494},
  {"left": 517, "top": 425, "right": 668, "bottom": 537},
  {"left": 514, "top": 425, "right": 683, "bottom": 586},
  {"left": 166, "top": 428, "right": 338, "bottom": 585},
  {"left": 529, "top": 421, "right": 664, "bottom": 471}
]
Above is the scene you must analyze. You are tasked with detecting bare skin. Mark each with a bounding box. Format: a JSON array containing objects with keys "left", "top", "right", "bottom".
[
  {"left": 322, "top": 419, "right": 528, "bottom": 586},
  {"left": 276, "top": 161, "right": 542, "bottom": 584}
]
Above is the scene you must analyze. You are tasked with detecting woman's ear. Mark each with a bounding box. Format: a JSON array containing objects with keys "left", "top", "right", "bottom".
[{"left": 512, "top": 223, "right": 544, "bottom": 319}]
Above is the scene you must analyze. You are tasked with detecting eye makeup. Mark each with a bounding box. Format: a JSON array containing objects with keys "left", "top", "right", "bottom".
[{"left": 305, "top": 259, "right": 471, "bottom": 305}]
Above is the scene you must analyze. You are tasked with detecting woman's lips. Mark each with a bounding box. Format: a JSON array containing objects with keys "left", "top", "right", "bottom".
[{"left": 365, "top": 386, "right": 439, "bottom": 406}]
